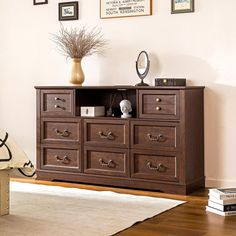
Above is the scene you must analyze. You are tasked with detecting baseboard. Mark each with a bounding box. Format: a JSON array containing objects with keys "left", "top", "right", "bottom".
[{"left": 206, "top": 178, "right": 236, "bottom": 188}]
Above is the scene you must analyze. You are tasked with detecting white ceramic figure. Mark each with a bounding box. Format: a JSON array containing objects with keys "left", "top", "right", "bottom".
[{"left": 120, "top": 99, "right": 132, "bottom": 118}]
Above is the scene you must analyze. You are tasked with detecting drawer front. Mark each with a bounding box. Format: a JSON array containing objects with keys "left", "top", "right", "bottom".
[
  {"left": 131, "top": 150, "right": 178, "bottom": 181},
  {"left": 41, "top": 89, "right": 75, "bottom": 117},
  {"left": 131, "top": 121, "right": 179, "bottom": 151},
  {"left": 41, "top": 146, "right": 81, "bottom": 172},
  {"left": 41, "top": 118, "right": 80, "bottom": 144},
  {"left": 84, "top": 119, "right": 129, "bottom": 148},
  {"left": 138, "top": 90, "right": 180, "bottom": 119},
  {"left": 84, "top": 147, "right": 129, "bottom": 177}
]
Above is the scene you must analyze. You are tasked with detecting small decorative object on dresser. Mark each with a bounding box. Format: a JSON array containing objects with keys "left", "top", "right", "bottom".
[
  {"left": 35, "top": 85, "right": 205, "bottom": 195},
  {"left": 136, "top": 51, "right": 150, "bottom": 86},
  {"left": 52, "top": 25, "right": 107, "bottom": 85},
  {"left": 155, "top": 78, "right": 186, "bottom": 87},
  {"left": 120, "top": 99, "right": 132, "bottom": 118}
]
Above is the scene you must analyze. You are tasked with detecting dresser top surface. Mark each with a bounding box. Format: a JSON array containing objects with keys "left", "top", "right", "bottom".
[{"left": 35, "top": 85, "right": 205, "bottom": 90}]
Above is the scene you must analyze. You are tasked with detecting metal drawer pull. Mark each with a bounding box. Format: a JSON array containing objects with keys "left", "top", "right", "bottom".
[
  {"left": 54, "top": 129, "right": 70, "bottom": 137},
  {"left": 156, "top": 98, "right": 161, "bottom": 102},
  {"left": 54, "top": 104, "right": 66, "bottom": 110},
  {"left": 147, "top": 133, "right": 165, "bottom": 142},
  {"left": 54, "top": 97, "right": 65, "bottom": 102},
  {"left": 156, "top": 106, "right": 161, "bottom": 111},
  {"left": 99, "top": 158, "right": 114, "bottom": 168},
  {"left": 98, "top": 131, "right": 115, "bottom": 140},
  {"left": 55, "top": 155, "right": 70, "bottom": 164},
  {"left": 147, "top": 162, "right": 167, "bottom": 172}
]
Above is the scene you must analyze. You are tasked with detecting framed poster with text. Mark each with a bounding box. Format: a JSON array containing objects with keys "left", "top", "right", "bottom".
[{"left": 100, "top": 0, "right": 152, "bottom": 19}]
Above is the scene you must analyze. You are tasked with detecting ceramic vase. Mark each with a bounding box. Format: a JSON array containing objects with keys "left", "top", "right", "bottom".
[{"left": 70, "top": 58, "right": 84, "bottom": 85}]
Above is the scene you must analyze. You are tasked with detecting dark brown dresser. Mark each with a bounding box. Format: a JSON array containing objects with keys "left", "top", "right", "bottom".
[{"left": 35, "top": 86, "right": 204, "bottom": 194}]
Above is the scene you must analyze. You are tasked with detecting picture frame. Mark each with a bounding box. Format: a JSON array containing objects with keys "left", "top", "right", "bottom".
[
  {"left": 58, "top": 1, "right": 79, "bottom": 21},
  {"left": 171, "top": 0, "right": 194, "bottom": 14},
  {"left": 100, "top": 0, "right": 152, "bottom": 19},
  {"left": 33, "top": 0, "right": 48, "bottom": 5}
]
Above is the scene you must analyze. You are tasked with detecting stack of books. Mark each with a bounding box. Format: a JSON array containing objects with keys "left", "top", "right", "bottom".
[{"left": 206, "top": 188, "right": 236, "bottom": 216}]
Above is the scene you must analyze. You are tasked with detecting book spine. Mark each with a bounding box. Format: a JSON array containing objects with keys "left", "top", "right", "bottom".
[
  {"left": 224, "top": 211, "right": 236, "bottom": 216},
  {"left": 206, "top": 206, "right": 236, "bottom": 216},
  {"left": 209, "top": 195, "right": 236, "bottom": 205},
  {"left": 220, "top": 194, "right": 236, "bottom": 200},
  {"left": 209, "top": 190, "right": 236, "bottom": 199},
  {"left": 224, "top": 204, "right": 236, "bottom": 211}
]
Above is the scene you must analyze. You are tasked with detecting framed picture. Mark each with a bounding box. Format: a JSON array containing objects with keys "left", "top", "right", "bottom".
[
  {"left": 100, "top": 0, "right": 152, "bottom": 19},
  {"left": 171, "top": 0, "right": 194, "bottom": 14},
  {"left": 58, "top": 1, "right": 79, "bottom": 21},
  {"left": 33, "top": 0, "right": 48, "bottom": 5}
]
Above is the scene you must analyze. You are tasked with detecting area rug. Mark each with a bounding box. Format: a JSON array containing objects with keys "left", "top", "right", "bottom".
[{"left": 0, "top": 182, "right": 185, "bottom": 236}]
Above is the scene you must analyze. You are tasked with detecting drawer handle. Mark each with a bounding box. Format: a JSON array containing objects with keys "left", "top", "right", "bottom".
[
  {"left": 99, "top": 158, "right": 114, "bottom": 168},
  {"left": 54, "top": 104, "right": 66, "bottom": 110},
  {"left": 54, "top": 129, "right": 70, "bottom": 137},
  {"left": 156, "top": 106, "right": 161, "bottom": 111},
  {"left": 147, "top": 162, "right": 167, "bottom": 172},
  {"left": 156, "top": 98, "right": 161, "bottom": 102},
  {"left": 98, "top": 131, "right": 115, "bottom": 140},
  {"left": 147, "top": 133, "right": 165, "bottom": 142},
  {"left": 54, "top": 97, "right": 65, "bottom": 102},
  {"left": 55, "top": 155, "right": 70, "bottom": 164}
]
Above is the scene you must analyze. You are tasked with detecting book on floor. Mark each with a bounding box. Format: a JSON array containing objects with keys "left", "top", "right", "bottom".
[
  {"left": 208, "top": 200, "right": 236, "bottom": 212},
  {"left": 209, "top": 188, "right": 236, "bottom": 200},
  {"left": 208, "top": 195, "right": 236, "bottom": 205},
  {"left": 206, "top": 206, "right": 236, "bottom": 216},
  {"left": 209, "top": 195, "right": 236, "bottom": 205}
]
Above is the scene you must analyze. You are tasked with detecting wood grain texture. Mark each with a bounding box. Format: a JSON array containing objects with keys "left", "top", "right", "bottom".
[
  {"left": 10, "top": 179, "right": 236, "bottom": 236},
  {"left": 35, "top": 86, "right": 204, "bottom": 195},
  {"left": 0, "top": 170, "right": 10, "bottom": 216}
]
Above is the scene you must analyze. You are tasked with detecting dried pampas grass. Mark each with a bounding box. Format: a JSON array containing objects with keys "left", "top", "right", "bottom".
[{"left": 52, "top": 24, "right": 107, "bottom": 59}]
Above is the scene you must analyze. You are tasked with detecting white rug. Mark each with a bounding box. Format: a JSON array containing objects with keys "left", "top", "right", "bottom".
[{"left": 0, "top": 182, "right": 185, "bottom": 236}]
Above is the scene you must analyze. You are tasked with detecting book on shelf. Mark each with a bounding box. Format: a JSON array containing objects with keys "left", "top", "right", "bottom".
[
  {"left": 208, "top": 200, "right": 236, "bottom": 212},
  {"left": 209, "top": 188, "right": 236, "bottom": 200},
  {"left": 209, "top": 195, "right": 236, "bottom": 205},
  {"left": 206, "top": 206, "right": 236, "bottom": 216}
]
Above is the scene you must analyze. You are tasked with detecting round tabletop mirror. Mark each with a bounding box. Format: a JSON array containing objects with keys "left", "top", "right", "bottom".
[{"left": 135, "top": 51, "right": 150, "bottom": 86}]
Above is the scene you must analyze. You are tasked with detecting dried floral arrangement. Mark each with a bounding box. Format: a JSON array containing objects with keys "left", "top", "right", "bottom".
[{"left": 52, "top": 24, "right": 107, "bottom": 59}]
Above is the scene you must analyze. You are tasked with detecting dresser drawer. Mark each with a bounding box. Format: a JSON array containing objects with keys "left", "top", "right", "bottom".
[
  {"left": 131, "top": 150, "right": 178, "bottom": 182},
  {"left": 40, "top": 89, "right": 75, "bottom": 117},
  {"left": 84, "top": 147, "right": 129, "bottom": 177},
  {"left": 41, "top": 145, "right": 81, "bottom": 172},
  {"left": 138, "top": 90, "right": 180, "bottom": 119},
  {"left": 41, "top": 118, "right": 80, "bottom": 144},
  {"left": 84, "top": 119, "right": 129, "bottom": 148},
  {"left": 131, "top": 121, "right": 179, "bottom": 151}
]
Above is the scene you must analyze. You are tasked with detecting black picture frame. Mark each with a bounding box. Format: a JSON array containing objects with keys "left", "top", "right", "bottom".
[
  {"left": 171, "top": 0, "right": 194, "bottom": 14},
  {"left": 33, "top": 0, "right": 48, "bottom": 5},
  {"left": 59, "top": 2, "right": 79, "bottom": 21}
]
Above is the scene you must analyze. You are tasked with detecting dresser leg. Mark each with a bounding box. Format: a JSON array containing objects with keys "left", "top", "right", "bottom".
[{"left": 0, "top": 170, "right": 10, "bottom": 216}]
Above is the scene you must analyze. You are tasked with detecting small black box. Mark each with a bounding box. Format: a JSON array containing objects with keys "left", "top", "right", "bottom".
[{"left": 155, "top": 78, "right": 186, "bottom": 86}]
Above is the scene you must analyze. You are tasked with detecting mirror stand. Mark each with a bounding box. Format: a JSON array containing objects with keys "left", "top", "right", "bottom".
[
  {"left": 135, "top": 79, "right": 149, "bottom": 86},
  {"left": 135, "top": 51, "right": 150, "bottom": 86}
]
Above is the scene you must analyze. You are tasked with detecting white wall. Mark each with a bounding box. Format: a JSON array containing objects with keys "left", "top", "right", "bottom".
[{"left": 1, "top": 0, "right": 236, "bottom": 187}]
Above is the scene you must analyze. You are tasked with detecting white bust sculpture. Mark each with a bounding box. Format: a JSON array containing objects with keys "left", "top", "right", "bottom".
[{"left": 120, "top": 99, "right": 132, "bottom": 118}]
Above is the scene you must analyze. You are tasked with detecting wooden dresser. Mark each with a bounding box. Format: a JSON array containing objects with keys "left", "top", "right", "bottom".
[{"left": 35, "top": 86, "right": 204, "bottom": 194}]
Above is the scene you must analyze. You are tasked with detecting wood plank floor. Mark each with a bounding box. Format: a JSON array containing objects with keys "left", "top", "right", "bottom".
[{"left": 11, "top": 178, "right": 236, "bottom": 236}]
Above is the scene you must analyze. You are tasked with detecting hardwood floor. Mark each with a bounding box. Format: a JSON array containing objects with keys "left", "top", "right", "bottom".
[{"left": 11, "top": 178, "right": 236, "bottom": 236}]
